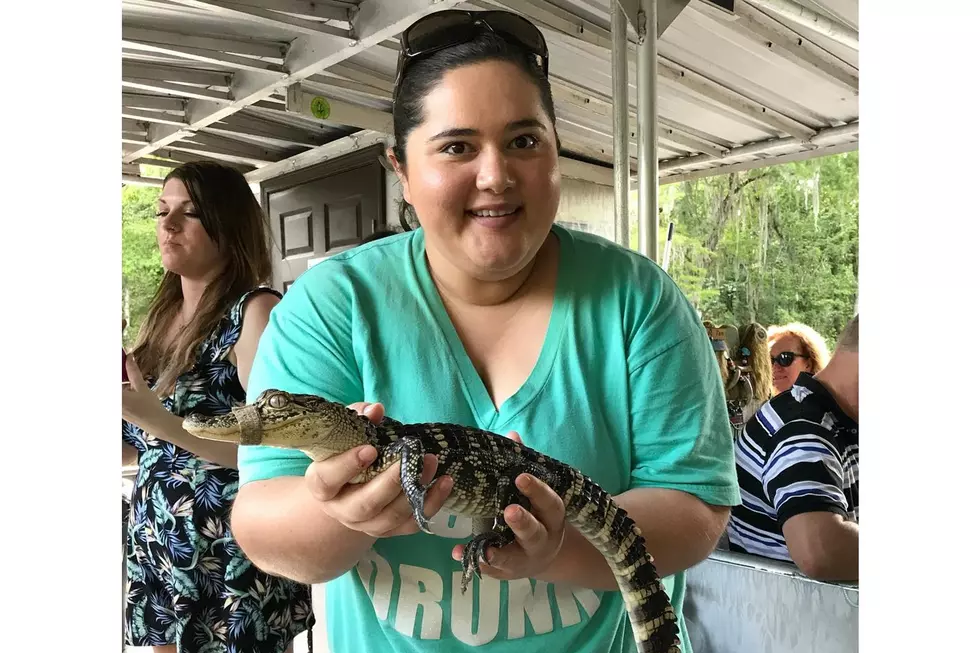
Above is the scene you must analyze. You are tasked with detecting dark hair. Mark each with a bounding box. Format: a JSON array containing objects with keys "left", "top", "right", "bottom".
[
  {"left": 391, "top": 29, "right": 560, "bottom": 228},
  {"left": 132, "top": 160, "right": 274, "bottom": 395}
]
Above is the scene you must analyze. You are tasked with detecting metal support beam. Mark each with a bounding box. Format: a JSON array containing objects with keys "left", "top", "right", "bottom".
[
  {"left": 719, "top": 1, "right": 858, "bottom": 92},
  {"left": 611, "top": 0, "right": 630, "bottom": 248},
  {"left": 244, "top": 129, "right": 391, "bottom": 183},
  {"left": 306, "top": 74, "right": 392, "bottom": 100},
  {"left": 163, "top": 0, "right": 351, "bottom": 38},
  {"left": 660, "top": 140, "right": 856, "bottom": 184},
  {"left": 286, "top": 84, "right": 394, "bottom": 133},
  {"left": 486, "top": 0, "right": 816, "bottom": 141},
  {"left": 617, "top": 0, "right": 691, "bottom": 37},
  {"left": 550, "top": 79, "right": 730, "bottom": 159},
  {"left": 122, "top": 93, "right": 186, "bottom": 113},
  {"left": 121, "top": 78, "right": 233, "bottom": 103},
  {"left": 133, "top": 157, "right": 179, "bottom": 169},
  {"left": 740, "top": 0, "right": 858, "bottom": 50},
  {"left": 659, "top": 120, "right": 857, "bottom": 172},
  {"left": 122, "top": 118, "right": 150, "bottom": 134},
  {"left": 485, "top": 0, "right": 689, "bottom": 50},
  {"left": 123, "top": 38, "right": 285, "bottom": 74},
  {"left": 123, "top": 0, "right": 468, "bottom": 164},
  {"left": 213, "top": 111, "right": 332, "bottom": 147},
  {"left": 178, "top": 131, "right": 288, "bottom": 163},
  {"left": 119, "top": 26, "right": 286, "bottom": 59},
  {"left": 329, "top": 63, "right": 395, "bottom": 94},
  {"left": 635, "top": 0, "right": 659, "bottom": 262},
  {"left": 229, "top": 0, "right": 351, "bottom": 22},
  {"left": 122, "top": 107, "right": 190, "bottom": 126},
  {"left": 149, "top": 148, "right": 256, "bottom": 171},
  {"left": 122, "top": 61, "right": 233, "bottom": 87}
]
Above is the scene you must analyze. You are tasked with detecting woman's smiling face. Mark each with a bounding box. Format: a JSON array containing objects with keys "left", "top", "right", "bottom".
[{"left": 395, "top": 59, "right": 561, "bottom": 282}]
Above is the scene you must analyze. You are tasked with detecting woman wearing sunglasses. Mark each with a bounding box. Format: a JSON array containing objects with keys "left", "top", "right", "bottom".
[
  {"left": 229, "top": 10, "right": 739, "bottom": 653},
  {"left": 767, "top": 322, "right": 831, "bottom": 395}
]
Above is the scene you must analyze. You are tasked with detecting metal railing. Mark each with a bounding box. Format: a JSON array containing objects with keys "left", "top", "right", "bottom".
[{"left": 683, "top": 550, "right": 858, "bottom": 653}]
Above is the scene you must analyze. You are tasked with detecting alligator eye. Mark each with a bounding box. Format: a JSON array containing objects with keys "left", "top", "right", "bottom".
[{"left": 268, "top": 393, "right": 287, "bottom": 409}]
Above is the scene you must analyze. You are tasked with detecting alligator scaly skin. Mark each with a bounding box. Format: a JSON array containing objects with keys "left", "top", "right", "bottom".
[{"left": 185, "top": 392, "right": 681, "bottom": 653}]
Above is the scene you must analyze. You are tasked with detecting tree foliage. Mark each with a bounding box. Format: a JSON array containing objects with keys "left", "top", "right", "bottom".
[
  {"left": 633, "top": 151, "right": 858, "bottom": 347},
  {"left": 122, "top": 184, "right": 163, "bottom": 348}
]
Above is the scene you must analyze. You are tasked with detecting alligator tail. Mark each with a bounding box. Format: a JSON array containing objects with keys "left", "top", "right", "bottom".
[{"left": 562, "top": 471, "right": 681, "bottom": 653}]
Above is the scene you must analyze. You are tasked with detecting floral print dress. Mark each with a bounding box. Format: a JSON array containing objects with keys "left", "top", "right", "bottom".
[{"left": 123, "top": 288, "right": 315, "bottom": 652}]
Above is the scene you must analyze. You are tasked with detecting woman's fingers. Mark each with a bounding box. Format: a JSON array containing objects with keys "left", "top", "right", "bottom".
[
  {"left": 347, "top": 401, "right": 385, "bottom": 425},
  {"left": 382, "top": 474, "right": 454, "bottom": 537},
  {"left": 305, "top": 445, "right": 376, "bottom": 502},
  {"left": 330, "top": 454, "right": 453, "bottom": 537}
]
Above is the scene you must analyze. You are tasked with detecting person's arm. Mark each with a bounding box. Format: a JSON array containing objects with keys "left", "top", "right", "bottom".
[
  {"left": 230, "top": 291, "right": 280, "bottom": 390},
  {"left": 532, "top": 487, "right": 729, "bottom": 591},
  {"left": 465, "top": 306, "right": 740, "bottom": 591},
  {"left": 537, "top": 328, "right": 736, "bottom": 589},
  {"left": 125, "top": 398, "right": 241, "bottom": 468},
  {"left": 763, "top": 421, "right": 858, "bottom": 581},
  {"left": 231, "top": 465, "right": 378, "bottom": 585},
  {"left": 782, "top": 512, "right": 858, "bottom": 581},
  {"left": 121, "top": 294, "right": 280, "bottom": 470},
  {"left": 122, "top": 441, "right": 138, "bottom": 467},
  {"left": 229, "top": 268, "right": 449, "bottom": 584}
]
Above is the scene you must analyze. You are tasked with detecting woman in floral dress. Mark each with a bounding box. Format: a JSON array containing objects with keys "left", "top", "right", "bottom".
[{"left": 122, "top": 161, "right": 314, "bottom": 653}]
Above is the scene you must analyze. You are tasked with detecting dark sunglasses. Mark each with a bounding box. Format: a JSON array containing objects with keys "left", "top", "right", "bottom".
[
  {"left": 771, "top": 351, "right": 810, "bottom": 368},
  {"left": 393, "top": 10, "right": 549, "bottom": 100}
]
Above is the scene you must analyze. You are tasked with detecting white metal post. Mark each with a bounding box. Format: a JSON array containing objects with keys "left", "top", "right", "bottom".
[
  {"left": 611, "top": 1, "right": 630, "bottom": 249},
  {"left": 636, "top": 0, "right": 659, "bottom": 263}
]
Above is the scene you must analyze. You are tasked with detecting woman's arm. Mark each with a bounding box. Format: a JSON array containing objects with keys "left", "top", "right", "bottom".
[
  {"left": 230, "top": 291, "right": 280, "bottom": 391},
  {"left": 122, "top": 441, "right": 139, "bottom": 467},
  {"left": 130, "top": 410, "right": 242, "bottom": 468},
  {"left": 532, "top": 285, "right": 739, "bottom": 590},
  {"left": 450, "top": 451, "right": 730, "bottom": 592},
  {"left": 232, "top": 465, "right": 455, "bottom": 585},
  {"left": 231, "top": 474, "right": 378, "bottom": 585},
  {"left": 231, "top": 404, "right": 455, "bottom": 584},
  {"left": 122, "top": 293, "right": 280, "bottom": 470},
  {"left": 535, "top": 488, "right": 730, "bottom": 590}
]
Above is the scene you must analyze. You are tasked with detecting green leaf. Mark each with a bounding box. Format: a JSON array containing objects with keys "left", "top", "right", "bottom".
[
  {"left": 131, "top": 597, "right": 149, "bottom": 639},
  {"left": 170, "top": 565, "right": 201, "bottom": 601},
  {"left": 224, "top": 551, "right": 251, "bottom": 582}
]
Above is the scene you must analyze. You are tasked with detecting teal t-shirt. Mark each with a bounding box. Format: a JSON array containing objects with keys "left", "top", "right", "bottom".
[{"left": 241, "top": 224, "right": 739, "bottom": 653}]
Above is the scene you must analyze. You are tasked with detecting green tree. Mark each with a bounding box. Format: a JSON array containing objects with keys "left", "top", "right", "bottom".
[
  {"left": 122, "top": 184, "right": 163, "bottom": 348},
  {"left": 659, "top": 151, "right": 858, "bottom": 346}
]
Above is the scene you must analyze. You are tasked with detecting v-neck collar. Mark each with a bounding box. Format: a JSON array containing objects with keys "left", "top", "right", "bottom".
[{"left": 410, "top": 224, "right": 573, "bottom": 431}]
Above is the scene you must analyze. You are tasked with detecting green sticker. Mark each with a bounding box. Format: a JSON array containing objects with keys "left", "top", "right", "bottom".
[{"left": 310, "top": 96, "right": 330, "bottom": 120}]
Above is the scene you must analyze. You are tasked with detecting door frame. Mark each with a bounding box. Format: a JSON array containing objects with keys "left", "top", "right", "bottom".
[{"left": 259, "top": 142, "right": 388, "bottom": 246}]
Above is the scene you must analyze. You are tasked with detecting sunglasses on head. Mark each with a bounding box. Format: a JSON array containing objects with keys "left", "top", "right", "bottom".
[
  {"left": 393, "top": 10, "right": 549, "bottom": 100},
  {"left": 771, "top": 351, "right": 810, "bottom": 368}
]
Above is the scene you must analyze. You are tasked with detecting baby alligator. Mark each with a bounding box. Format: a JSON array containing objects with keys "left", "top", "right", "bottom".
[{"left": 183, "top": 389, "right": 681, "bottom": 653}]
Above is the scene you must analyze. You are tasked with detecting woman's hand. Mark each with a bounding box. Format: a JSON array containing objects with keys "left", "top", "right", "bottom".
[
  {"left": 122, "top": 354, "right": 170, "bottom": 431},
  {"left": 304, "top": 402, "right": 455, "bottom": 538},
  {"left": 451, "top": 431, "right": 567, "bottom": 583}
]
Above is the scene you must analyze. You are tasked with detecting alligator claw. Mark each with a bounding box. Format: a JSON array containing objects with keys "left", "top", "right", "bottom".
[
  {"left": 414, "top": 506, "right": 433, "bottom": 535},
  {"left": 459, "top": 531, "right": 509, "bottom": 594}
]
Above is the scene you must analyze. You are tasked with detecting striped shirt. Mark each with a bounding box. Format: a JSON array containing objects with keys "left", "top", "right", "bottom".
[{"left": 727, "top": 373, "right": 859, "bottom": 563}]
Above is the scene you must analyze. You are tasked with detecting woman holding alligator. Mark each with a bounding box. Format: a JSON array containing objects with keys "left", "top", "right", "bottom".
[
  {"left": 121, "top": 162, "right": 314, "bottom": 652},
  {"left": 231, "top": 10, "right": 738, "bottom": 653}
]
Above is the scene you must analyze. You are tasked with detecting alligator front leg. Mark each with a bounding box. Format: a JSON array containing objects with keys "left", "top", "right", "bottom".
[
  {"left": 382, "top": 437, "right": 433, "bottom": 535},
  {"left": 459, "top": 466, "right": 539, "bottom": 594}
]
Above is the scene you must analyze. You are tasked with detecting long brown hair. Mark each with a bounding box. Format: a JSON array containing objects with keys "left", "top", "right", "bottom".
[{"left": 131, "top": 161, "right": 273, "bottom": 395}]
